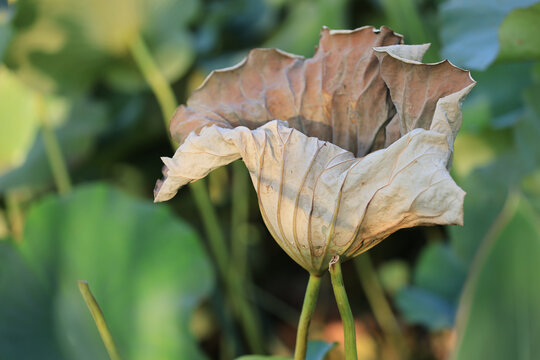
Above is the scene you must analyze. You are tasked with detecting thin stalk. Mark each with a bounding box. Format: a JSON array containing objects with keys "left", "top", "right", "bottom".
[
  {"left": 228, "top": 161, "right": 265, "bottom": 352},
  {"left": 128, "top": 34, "right": 177, "bottom": 130},
  {"left": 231, "top": 160, "right": 250, "bottom": 280},
  {"left": 379, "top": 0, "right": 442, "bottom": 63},
  {"left": 78, "top": 281, "right": 122, "bottom": 360},
  {"left": 192, "top": 177, "right": 264, "bottom": 353},
  {"left": 37, "top": 96, "right": 72, "bottom": 194},
  {"left": 5, "top": 191, "right": 24, "bottom": 242},
  {"left": 354, "top": 254, "right": 406, "bottom": 356},
  {"left": 129, "top": 34, "right": 264, "bottom": 354},
  {"left": 329, "top": 256, "right": 357, "bottom": 360},
  {"left": 253, "top": 285, "right": 300, "bottom": 327},
  {"left": 380, "top": 0, "right": 428, "bottom": 44},
  {"left": 189, "top": 179, "right": 230, "bottom": 274},
  {"left": 229, "top": 272, "right": 265, "bottom": 354},
  {"left": 294, "top": 273, "right": 322, "bottom": 360}
]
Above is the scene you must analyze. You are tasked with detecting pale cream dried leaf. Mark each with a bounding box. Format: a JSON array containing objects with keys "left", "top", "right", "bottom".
[{"left": 155, "top": 120, "right": 464, "bottom": 274}]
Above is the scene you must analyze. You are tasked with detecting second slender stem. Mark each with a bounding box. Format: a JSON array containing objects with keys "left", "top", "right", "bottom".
[
  {"left": 329, "top": 256, "right": 357, "bottom": 360},
  {"left": 354, "top": 254, "right": 406, "bottom": 356},
  {"left": 294, "top": 273, "right": 322, "bottom": 360},
  {"left": 38, "top": 95, "right": 72, "bottom": 195},
  {"left": 128, "top": 34, "right": 178, "bottom": 130}
]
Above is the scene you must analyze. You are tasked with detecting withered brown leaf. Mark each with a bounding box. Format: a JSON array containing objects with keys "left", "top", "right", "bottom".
[{"left": 155, "top": 26, "right": 475, "bottom": 273}]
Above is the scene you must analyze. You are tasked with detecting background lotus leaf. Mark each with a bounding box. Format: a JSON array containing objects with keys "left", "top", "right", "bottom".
[{"left": 0, "top": 183, "right": 214, "bottom": 359}]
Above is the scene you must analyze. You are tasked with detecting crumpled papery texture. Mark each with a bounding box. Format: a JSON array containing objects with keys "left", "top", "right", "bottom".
[
  {"left": 156, "top": 121, "right": 464, "bottom": 274},
  {"left": 169, "top": 26, "right": 474, "bottom": 157},
  {"left": 154, "top": 26, "right": 475, "bottom": 274}
]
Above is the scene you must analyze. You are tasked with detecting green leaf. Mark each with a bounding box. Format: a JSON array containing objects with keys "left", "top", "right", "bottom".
[
  {"left": 396, "top": 287, "right": 456, "bottom": 330},
  {"left": 0, "top": 66, "right": 39, "bottom": 174},
  {"left": 305, "top": 340, "right": 336, "bottom": 360},
  {"left": 439, "top": 0, "right": 538, "bottom": 70},
  {"left": 453, "top": 194, "right": 540, "bottom": 359},
  {"left": 0, "top": 183, "right": 214, "bottom": 359},
  {"left": 0, "top": 97, "right": 108, "bottom": 193},
  {"left": 395, "top": 242, "right": 465, "bottom": 330},
  {"left": 463, "top": 62, "right": 533, "bottom": 129},
  {"left": 235, "top": 341, "right": 335, "bottom": 360},
  {"left": 498, "top": 3, "right": 540, "bottom": 63},
  {"left": 413, "top": 243, "right": 467, "bottom": 304},
  {"left": 0, "top": 242, "right": 63, "bottom": 359}
]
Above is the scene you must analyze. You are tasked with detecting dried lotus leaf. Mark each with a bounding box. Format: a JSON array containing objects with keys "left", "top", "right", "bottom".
[{"left": 155, "top": 121, "right": 464, "bottom": 273}]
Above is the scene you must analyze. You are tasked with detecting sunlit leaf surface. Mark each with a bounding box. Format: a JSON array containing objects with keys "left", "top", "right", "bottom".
[{"left": 0, "top": 66, "right": 38, "bottom": 173}]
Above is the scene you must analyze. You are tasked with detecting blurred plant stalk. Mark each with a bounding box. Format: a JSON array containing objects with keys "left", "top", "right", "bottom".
[
  {"left": 37, "top": 95, "right": 72, "bottom": 194},
  {"left": 355, "top": 254, "right": 407, "bottom": 357},
  {"left": 78, "top": 281, "right": 122, "bottom": 360},
  {"left": 380, "top": 0, "right": 439, "bottom": 62},
  {"left": 129, "top": 34, "right": 265, "bottom": 354},
  {"left": 5, "top": 190, "right": 24, "bottom": 242}
]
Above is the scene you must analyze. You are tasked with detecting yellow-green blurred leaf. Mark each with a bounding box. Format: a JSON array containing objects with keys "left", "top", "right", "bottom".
[
  {"left": 453, "top": 133, "right": 496, "bottom": 179},
  {"left": 498, "top": 3, "right": 540, "bottom": 63},
  {"left": 0, "top": 66, "right": 38, "bottom": 173},
  {"left": 0, "top": 97, "right": 107, "bottom": 193}
]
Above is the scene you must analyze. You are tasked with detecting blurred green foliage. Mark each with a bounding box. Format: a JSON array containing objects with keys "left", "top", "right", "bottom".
[
  {"left": 1, "top": 0, "right": 540, "bottom": 359},
  {"left": 236, "top": 340, "right": 335, "bottom": 360},
  {"left": 454, "top": 194, "right": 540, "bottom": 359},
  {"left": 0, "top": 184, "right": 214, "bottom": 359}
]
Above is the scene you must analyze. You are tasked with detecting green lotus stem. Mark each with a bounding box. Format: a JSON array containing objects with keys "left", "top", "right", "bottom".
[
  {"left": 294, "top": 273, "right": 322, "bottom": 360},
  {"left": 37, "top": 96, "right": 72, "bottom": 194},
  {"left": 78, "top": 281, "right": 122, "bottom": 360},
  {"left": 129, "top": 34, "right": 264, "bottom": 354},
  {"left": 354, "top": 254, "right": 406, "bottom": 356},
  {"left": 329, "top": 256, "right": 357, "bottom": 360}
]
